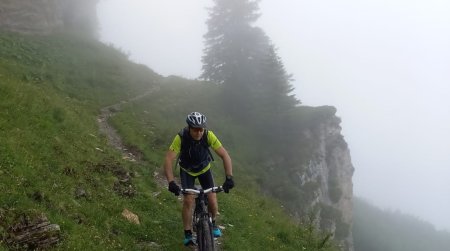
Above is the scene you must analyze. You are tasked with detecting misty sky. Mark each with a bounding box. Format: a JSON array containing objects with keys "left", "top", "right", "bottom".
[{"left": 97, "top": 0, "right": 450, "bottom": 230}]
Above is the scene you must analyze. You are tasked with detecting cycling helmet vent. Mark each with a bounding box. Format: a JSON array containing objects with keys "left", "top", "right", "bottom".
[{"left": 186, "top": 112, "right": 207, "bottom": 128}]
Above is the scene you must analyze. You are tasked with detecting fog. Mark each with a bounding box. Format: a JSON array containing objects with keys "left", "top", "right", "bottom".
[{"left": 98, "top": 0, "right": 450, "bottom": 231}]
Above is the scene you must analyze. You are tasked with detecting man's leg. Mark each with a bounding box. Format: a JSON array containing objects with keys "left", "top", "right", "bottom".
[
  {"left": 198, "top": 170, "right": 222, "bottom": 237},
  {"left": 198, "top": 169, "right": 218, "bottom": 219},
  {"left": 182, "top": 194, "right": 195, "bottom": 230},
  {"left": 180, "top": 169, "right": 196, "bottom": 245},
  {"left": 207, "top": 192, "right": 218, "bottom": 219}
]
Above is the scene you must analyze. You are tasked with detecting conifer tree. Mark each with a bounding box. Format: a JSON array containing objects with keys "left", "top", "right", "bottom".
[
  {"left": 201, "top": 0, "right": 260, "bottom": 84},
  {"left": 201, "top": 0, "right": 298, "bottom": 117},
  {"left": 257, "top": 44, "right": 299, "bottom": 113}
]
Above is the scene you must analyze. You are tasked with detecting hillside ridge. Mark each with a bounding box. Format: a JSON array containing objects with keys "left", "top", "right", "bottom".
[{"left": 0, "top": 32, "right": 340, "bottom": 250}]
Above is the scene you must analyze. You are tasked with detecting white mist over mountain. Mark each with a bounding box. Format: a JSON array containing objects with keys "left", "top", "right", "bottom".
[{"left": 97, "top": 0, "right": 450, "bottom": 231}]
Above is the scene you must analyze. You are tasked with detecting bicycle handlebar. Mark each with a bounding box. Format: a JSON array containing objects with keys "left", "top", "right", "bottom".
[{"left": 181, "top": 186, "right": 223, "bottom": 194}]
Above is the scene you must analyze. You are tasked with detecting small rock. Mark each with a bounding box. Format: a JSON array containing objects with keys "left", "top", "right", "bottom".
[
  {"left": 138, "top": 241, "right": 163, "bottom": 251},
  {"left": 75, "top": 187, "right": 87, "bottom": 199},
  {"left": 122, "top": 209, "right": 140, "bottom": 225}
]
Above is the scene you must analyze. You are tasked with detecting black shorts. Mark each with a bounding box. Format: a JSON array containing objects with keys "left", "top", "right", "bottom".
[{"left": 180, "top": 168, "right": 215, "bottom": 189}]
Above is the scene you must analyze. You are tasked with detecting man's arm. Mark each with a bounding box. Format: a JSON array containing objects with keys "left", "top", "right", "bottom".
[
  {"left": 214, "top": 146, "right": 232, "bottom": 177},
  {"left": 164, "top": 150, "right": 178, "bottom": 182}
]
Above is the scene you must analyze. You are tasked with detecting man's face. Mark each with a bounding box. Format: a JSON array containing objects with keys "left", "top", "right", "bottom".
[{"left": 189, "top": 127, "right": 205, "bottom": 141}]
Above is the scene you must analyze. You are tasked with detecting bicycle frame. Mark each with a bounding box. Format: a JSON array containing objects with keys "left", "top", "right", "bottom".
[{"left": 181, "top": 186, "right": 222, "bottom": 251}]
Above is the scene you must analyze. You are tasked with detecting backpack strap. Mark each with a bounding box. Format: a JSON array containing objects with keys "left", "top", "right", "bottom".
[
  {"left": 202, "top": 129, "right": 215, "bottom": 162},
  {"left": 174, "top": 128, "right": 186, "bottom": 170}
]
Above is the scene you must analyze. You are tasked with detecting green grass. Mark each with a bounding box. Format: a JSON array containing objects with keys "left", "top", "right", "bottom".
[{"left": 0, "top": 32, "right": 338, "bottom": 250}]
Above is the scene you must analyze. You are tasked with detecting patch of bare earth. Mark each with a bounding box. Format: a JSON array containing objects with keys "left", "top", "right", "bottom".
[{"left": 97, "top": 86, "right": 166, "bottom": 187}]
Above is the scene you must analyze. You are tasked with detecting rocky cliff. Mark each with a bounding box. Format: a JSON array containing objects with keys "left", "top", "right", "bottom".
[
  {"left": 259, "top": 106, "right": 354, "bottom": 250},
  {"left": 299, "top": 108, "right": 354, "bottom": 251},
  {"left": 0, "top": 0, "right": 98, "bottom": 36}
]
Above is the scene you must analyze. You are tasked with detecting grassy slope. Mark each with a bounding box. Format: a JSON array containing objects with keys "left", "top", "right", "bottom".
[{"left": 0, "top": 32, "right": 336, "bottom": 250}]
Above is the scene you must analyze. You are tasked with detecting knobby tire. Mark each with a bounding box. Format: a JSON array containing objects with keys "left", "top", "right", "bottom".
[{"left": 197, "top": 218, "right": 215, "bottom": 251}]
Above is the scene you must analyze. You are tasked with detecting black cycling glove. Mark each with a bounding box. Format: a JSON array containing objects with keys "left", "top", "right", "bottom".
[
  {"left": 168, "top": 181, "right": 181, "bottom": 196},
  {"left": 222, "top": 176, "right": 234, "bottom": 193}
]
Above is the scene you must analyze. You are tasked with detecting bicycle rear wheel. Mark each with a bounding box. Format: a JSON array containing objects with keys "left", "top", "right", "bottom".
[{"left": 196, "top": 218, "right": 215, "bottom": 251}]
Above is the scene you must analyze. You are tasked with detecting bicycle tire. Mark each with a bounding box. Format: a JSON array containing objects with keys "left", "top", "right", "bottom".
[
  {"left": 193, "top": 211, "right": 198, "bottom": 233},
  {"left": 197, "top": 218, "right": 215, "bottom": 251}
]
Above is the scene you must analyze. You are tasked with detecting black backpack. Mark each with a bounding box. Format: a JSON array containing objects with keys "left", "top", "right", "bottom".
[{"left": 175, "top": 127, "right": 214, "bottom": 172}]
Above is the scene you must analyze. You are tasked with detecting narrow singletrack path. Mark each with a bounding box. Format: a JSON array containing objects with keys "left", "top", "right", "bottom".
[
  {"left": 98, "top": 86, "right": 157, "bottom": 157},
  {"left": 97, "top": 86, "right": 166, "bottom": 186}
]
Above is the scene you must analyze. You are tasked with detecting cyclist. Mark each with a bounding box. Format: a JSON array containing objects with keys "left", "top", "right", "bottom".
[{"left": 163, "top": 112, "right": 234, "bottom": 246}]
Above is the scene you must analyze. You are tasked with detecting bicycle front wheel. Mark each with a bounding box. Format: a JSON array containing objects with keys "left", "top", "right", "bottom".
[{"left": 197, "top": 219, "right": 215, "bottom": 251}]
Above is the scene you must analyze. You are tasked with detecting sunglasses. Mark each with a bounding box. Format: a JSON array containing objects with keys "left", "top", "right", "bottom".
[{"left": 190, "top": 127, "right": 205, "bottom": 133}]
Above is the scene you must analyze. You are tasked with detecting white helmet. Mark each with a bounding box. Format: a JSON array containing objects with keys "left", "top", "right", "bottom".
[{"left": 186, "top": 112, "right": 207, "bottom": 128}]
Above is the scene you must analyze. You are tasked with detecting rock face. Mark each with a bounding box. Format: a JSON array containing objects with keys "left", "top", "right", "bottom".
[
  {"left": 260, "top": 106, "right": 354, "bottom": 250},
  {"left": 0, "top": 0, "right": 98, "bottom": 36},
  {"left": 5, "top": 213, "right": 61, "bottom": 249},
  {"left": 297, "top": 107, "right": 354, "bottom": 251}
]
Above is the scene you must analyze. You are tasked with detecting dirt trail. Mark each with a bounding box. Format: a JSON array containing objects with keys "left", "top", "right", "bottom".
[
  {"left": 98, "top": 87, "right": 155, "bottom": 155},
  {"left": 97, "top": 86, "right": 166, "bottom": 186}
]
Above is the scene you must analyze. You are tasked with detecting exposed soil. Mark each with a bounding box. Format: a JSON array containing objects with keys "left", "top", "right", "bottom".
[{"left": 97, "top": 86, "right": 166, "bottom": 186}]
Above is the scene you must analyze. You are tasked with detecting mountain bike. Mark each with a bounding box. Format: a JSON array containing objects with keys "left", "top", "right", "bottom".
[{"left": 181, "top": 186, "right": 223, "bottom": 251}]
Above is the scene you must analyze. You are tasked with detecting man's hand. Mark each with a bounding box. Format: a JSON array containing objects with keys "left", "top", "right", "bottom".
[
  {"left": 222, "top": 176, "right": 234, "bottom": 193},
  {"left": 168, "top": 181, "right": 181, "bottom": 196}
]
